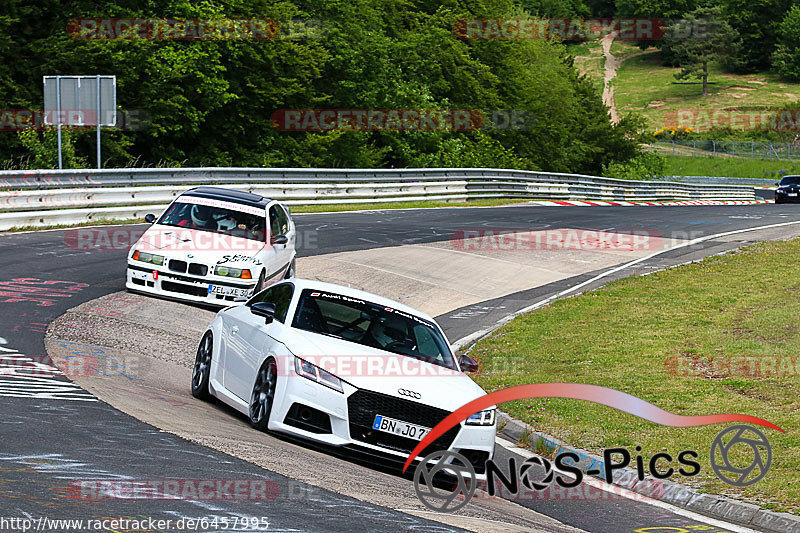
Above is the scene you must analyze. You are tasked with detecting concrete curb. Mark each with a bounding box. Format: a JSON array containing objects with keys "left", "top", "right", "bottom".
[{"left": 497, "top": 412, "right": 800, "bottom": 533}]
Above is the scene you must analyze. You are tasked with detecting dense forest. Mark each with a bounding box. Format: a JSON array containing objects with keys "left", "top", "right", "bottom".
[{"left": 0, "top": 0, "right": 794, "bottom": 171}]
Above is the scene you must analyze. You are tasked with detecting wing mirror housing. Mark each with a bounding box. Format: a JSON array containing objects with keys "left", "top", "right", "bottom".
[
  {"left": 459, "top": 354, "right": 479, "bottom": 373},
  {"left": 250, "top": 302, "right": 277, "bottom": 323},
  {"left": 271, "top": 234, "right": 288, "bottom": 245},
  {"left": 144, "top": 213, "right": 156, "bottom": 224}
]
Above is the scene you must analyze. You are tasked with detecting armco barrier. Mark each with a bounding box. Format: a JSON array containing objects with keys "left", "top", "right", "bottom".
[{"left": 0, "top": 167, "right": 757, "bottom": 230}]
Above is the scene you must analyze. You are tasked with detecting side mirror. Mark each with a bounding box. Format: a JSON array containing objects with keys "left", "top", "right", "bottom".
[
  {"left": 775, "top": 182, "right": 780, "bottom": 186},
  {"left": 250, "top": 302, "right": 276, "bottom": 323},
  {"left": 271, "top": 234, "right": 288, "bottom": 245},
  {"left": 459, "top": 354, "right": 479, "bottom": 373},
  {"left": 144, "top": 213, "right": 156, "bottom": 224}
]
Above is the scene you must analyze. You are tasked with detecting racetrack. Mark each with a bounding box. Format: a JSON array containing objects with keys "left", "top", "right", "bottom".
[{"left": 3, "top": 202, "right": 799, "bottom": 532}]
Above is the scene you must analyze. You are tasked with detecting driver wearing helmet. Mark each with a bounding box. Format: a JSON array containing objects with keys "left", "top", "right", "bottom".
[{"left": 190, "top": 204, "right": 214, "bottom": 229}]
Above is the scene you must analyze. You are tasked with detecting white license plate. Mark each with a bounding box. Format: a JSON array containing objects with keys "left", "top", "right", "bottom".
[
  {"left": 372, "top": 415, "right": 430, "bottom": 441},
  {"left": 131, "top": 270, "right": 150, "bottom": 280},
  {"left": 208, "top": 285, "right": 250, "bottom": 298},
  {"left": 789, "top": 193, "right": 798, "bottom": 197}
]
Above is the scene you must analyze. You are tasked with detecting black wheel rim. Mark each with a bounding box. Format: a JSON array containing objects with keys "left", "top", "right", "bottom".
[
  {"left": 192, "top": 334, "right": 212, "bottom": 389},
  {"left": 250, "top": 361, "right": 276, "bottom": 423}
]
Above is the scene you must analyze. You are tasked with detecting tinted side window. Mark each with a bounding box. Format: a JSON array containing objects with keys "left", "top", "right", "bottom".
[
  {"left": 276, "top": 205, "right": 289, "bottom": 234},
  {"left": 250, "top": 283, "right": 294, "bottom": 323},
  {"left": 268, "top": 206, "right": 281, "bottom": 237}
]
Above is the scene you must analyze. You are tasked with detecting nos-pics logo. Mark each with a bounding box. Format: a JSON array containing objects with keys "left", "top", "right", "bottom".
[{"left": 413, "top": 424, "right": 772, "bottom": 513}]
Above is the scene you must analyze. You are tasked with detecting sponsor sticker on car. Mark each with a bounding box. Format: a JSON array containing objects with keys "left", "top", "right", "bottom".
[{"left": 373, "top": 415, "right": 430, "bottom": 441}]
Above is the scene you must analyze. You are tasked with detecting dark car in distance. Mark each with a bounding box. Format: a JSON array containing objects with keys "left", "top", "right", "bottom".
[{"left": 775, "top": 175, "right": 800, "bottom": 204}]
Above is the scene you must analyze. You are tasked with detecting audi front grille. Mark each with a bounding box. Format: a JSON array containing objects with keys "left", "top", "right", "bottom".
[{"left": 347, "top": 389, "right": 460, "bottom": 455}]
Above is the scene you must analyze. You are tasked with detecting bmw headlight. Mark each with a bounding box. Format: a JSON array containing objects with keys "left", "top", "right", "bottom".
[
  {"left": 465, "top": 409, "right": 496, "bottom": 426},
  {"left": 294, "top": 357, "right": 343, "bottom": 393},
  {"left": 131, "top": 250, "right": 164, "bottom": 266},
  {"left": 215, "top": 265, "right": 252, "bottom": 279}
]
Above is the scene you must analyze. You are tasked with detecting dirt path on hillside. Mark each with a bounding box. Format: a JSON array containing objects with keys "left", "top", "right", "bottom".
[{"left": 601, "top": 33, "right": 658, "bottom": 124}]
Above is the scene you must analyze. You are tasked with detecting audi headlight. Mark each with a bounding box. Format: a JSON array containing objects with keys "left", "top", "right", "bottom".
[
  {"left": 294, "top": 357, "right": 343, "bottom": 393},
  {"left": 132, "top": 250, "right": 164, "bottom": 266},
  {"left": 465, "top": 408, "right": 496, "bottom": 426},
  {"left": 215, "top": 265, "right": 252, "bottom": 279}
]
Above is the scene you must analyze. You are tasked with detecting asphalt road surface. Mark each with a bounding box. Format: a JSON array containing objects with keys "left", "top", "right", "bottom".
[{"left": 1, "top": 202, "right": 797, "bottom": 532}]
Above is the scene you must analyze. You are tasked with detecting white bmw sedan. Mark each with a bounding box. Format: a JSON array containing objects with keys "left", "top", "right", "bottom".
[
  {"left": 126, "top": 186, "right": 296, "bottom": 306},
  {"left": 191, "top": 279, "right": 496, "bottom": 472}
]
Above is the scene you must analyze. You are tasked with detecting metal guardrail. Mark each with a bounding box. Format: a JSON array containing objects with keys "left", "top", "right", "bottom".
[{"left": 0, "top": 167, "right": 757, "bottom": 231}]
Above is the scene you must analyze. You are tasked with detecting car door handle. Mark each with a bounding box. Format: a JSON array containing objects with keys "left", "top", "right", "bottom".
[{"left": 231, "top": 326, "right": 239, "bottom": 334}]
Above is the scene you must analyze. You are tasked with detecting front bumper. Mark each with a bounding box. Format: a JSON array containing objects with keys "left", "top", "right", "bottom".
[
  {"left": 775, "top": 190, "right": 800, "bottom": 203},
  {"left": 269, "top": 373, "right": 496, "bottom": 477},
  {"left": 126, "top": 262, "right": 257, "bottom": 305}
]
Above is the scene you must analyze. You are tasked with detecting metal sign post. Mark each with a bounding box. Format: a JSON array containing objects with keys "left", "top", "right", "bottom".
[{"left": 43, "top": 75, "right": 116, "bottom": 169}]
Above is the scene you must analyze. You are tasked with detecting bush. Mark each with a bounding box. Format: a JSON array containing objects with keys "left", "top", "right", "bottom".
[
  {"left": 17, "top": 128, "right": 87, "bottom": 169},
  {"left": 603, "top": 152, "right": 666, "bottom": 180}
]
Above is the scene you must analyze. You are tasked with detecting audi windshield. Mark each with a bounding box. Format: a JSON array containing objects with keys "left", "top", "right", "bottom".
[{"left": 291, "top": 289, "right": 457, "bottom": 370}]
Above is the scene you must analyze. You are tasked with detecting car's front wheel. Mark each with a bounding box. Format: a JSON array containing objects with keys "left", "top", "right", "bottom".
[
  {"left": 191, "top": 331, "right": 214, "bottom": 400},
  {"left": 249, "top": 358, "right": 277, "bottom": 431}
]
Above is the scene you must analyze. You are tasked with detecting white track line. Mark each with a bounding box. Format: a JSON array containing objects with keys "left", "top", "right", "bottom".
[
  {"left": 454, "top": 218, "right": 800, "bottom": 349},
  {"left": 495, "top": 438, "right": 761, "bottom": 533}
]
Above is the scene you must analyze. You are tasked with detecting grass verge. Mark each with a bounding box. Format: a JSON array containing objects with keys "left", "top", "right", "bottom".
[
  {"left": 470, "top": 240, "right": 800, "bottom": 512},
  {"left": 661, "top": 155, "right": 800, "bottom": 180}
]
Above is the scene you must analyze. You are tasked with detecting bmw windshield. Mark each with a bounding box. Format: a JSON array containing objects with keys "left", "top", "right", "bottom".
[
  {"left": 157, "top": 197, "right": 267, "bottom": 242},
  {"left": 291, "top": 289, "right": 457, "bottom": 370}
]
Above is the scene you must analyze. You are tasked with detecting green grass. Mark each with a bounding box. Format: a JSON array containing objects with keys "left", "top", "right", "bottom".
[
  {"left": 609, "top": 40, "right": 641, "bottom": 58},
  {"left": 571, "top": 41, "right": 605, "bottom": 80},
  {"left": 469, "top": 240, "right": 800, "bottom": 512},
  {"left": 616, "top": 52, "right": 800, "bottom": 131},
  {"left": 661, "top": 155, "right": 800, "bottom": 180}
]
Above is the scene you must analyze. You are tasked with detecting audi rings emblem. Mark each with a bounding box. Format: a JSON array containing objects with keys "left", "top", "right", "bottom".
[{"left": 398, "top": 388, "right": 421, "bottom": 399}]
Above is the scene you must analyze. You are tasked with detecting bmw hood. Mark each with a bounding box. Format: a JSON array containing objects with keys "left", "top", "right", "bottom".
[
  {"left": 133, "top": 225, "right": 266, "bottom": 268},
  {"left": 281, "top": 328, "right": 488, "bottom": 413}
]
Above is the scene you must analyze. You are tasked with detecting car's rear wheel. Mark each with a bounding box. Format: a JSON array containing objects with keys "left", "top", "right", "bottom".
[
  {"left": 249, "top": 358, "right": 277, "bottom": 431},
  {"left": 191, "top": 332, "right": 213, "bottom": 400},
  {"left": 284, "top": 258, "right": 296, "bottom": 279}
]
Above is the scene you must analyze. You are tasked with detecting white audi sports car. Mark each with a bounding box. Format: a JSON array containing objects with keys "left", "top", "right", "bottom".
[
  {"left": 191, "top": 279, "right": 496, "bottom": 473},
  {"left": 126, "top": 187, "right": 296, "bottom": 306}
]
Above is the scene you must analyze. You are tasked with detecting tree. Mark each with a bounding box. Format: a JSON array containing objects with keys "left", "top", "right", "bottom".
[
  {"left": 722, "top": 0, "right": 792, "bottom": 72},
  {"left": 662, "top": 6, "right": 740, "bottom": 96},
  {"left": 772, "top": 5, "right": 800, "bottom": 81}
]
